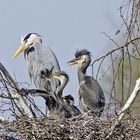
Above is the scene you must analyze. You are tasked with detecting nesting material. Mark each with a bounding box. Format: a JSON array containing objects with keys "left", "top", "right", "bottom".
[{"left": 0, "top": 115, "right": 139, "bottom": 140}]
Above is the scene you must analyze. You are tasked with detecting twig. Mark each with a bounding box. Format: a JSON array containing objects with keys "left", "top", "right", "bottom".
[
  {"left": 0, "top": 94, "right": 18, "bottom": 100},
  {"left": 106, "top": 77, "right": 140, "bottom": 139},
  {"left": 91, "top": 38, "right": 140, "bottom": 66},
  {"left": 20, "top": 88, "right": 49, "bottom": 98},
  {"left": 0, "top": 62, "right": 34, "bottom": 118}
]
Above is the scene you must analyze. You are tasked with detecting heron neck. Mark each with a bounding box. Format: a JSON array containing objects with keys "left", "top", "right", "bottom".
[
  {"left": 78, "top": 62, "right": 90, "bottom": 83},
  {"left": 55, "top": 77, "right": 68, "bottom": 97}
]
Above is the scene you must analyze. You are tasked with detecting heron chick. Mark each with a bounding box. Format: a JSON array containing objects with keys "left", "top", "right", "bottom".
[
  {"left": 40, "top": 67, "right": 72, "bottom": 118},
  {"left": 41, "top": 68, "right": 81, "bottom": 117},
  {"left": 62, "top": 95, "right": 81, "bottom": 116},
  {"left": 68, "top": 49, "right": 105, "bottom": 116},
  {"left": 40, "top": 67, "right": 68, "bottom": 98}
]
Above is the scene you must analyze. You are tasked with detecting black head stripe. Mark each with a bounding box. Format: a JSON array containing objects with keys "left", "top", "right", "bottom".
[
  {"left": 65, "top": 95, "right": 74, "bottom": 102},
  {"left": 24, "top": 47, "right": 35, "bottom": 59},
  {"left": 23, "top": 33, "right": 40, "bottom": 42},
  {"left": 23, "top": 33, "right": 32, "bottom": 41},
  {"left": 75, "top": 49, "right": 91, "bottom": 58}
]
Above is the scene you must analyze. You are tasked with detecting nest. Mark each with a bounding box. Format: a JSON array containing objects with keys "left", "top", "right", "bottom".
[{"left": 0, "top": 115, "right": 140, "bottom": 140}]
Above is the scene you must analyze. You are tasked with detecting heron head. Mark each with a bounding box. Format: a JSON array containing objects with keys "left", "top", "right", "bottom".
[
  {"left": 40, "top": 66, "right": 54, "bottom": 79},
  {"left": 68, "top": 49, "right": 91, "bottom": 66},
  {"left": 63, "top": 95, "right": 74, "bottom": 106},
  {"left": 52, "top": 71, "right": 69, "bottom": 84},
  {"left": 12, "top": 33, "right": 42, "bottom": 59}
]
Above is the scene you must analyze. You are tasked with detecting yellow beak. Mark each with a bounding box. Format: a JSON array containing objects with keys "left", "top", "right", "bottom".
[
  {"left": 67, "top": 58, "right": 78, "bottom": 66},
  {"left": 53, "top": 75, "right": 60, "bottom": 80},
  {"left": 12, "top": 42, "right": 27, "bottom": 59}
]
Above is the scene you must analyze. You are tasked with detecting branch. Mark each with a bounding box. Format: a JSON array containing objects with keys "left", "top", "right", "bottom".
[
  {"left": 106, "top": 77, "right": 140, "bottom": 139},
  {"left": 118, "top": 78, "right": 140, "bottom": 117},
  {"left": 20, "top": 88, "right": 49, "bottom": 98},
  {"left": 0, "top": 62, "right": 34, "bottom": 118},
  {"left": 0, "top": 93, "right": 18, "bottom": 100},
  {"left": 91, "top": 38, "right": 140, "bottom": 66}
]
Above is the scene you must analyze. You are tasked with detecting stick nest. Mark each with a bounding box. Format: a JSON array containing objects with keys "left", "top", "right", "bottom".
[{"left": 0, "top": 115, "right": 139, "bottom": 140}]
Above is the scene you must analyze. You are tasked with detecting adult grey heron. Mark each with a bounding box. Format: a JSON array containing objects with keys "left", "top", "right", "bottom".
[
  {"left": 62, "top": 95, "right": 81, "bottom": 116},
  {"left": 13, "top": 33, "right": 60, "bottom": 94},
  {"left": 68, "top": 49, "right": 105, "bottom": 116}
]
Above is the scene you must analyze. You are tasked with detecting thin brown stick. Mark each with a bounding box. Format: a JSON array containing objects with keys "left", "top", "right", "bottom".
[{"left": 91, "top": 38, "right": 140, "bottom": 66}]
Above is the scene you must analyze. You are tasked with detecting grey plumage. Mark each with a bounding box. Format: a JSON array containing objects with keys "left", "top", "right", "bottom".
[
  {"left": 13, "top": 33, "right": 60, "bottom": 93},
  {"left": 26, "top": 43, "right": 60, "bottom": 92},
  {"left": 41, "top": 68, "right": 81, "bottom": 117},
  {"left": 63, "top": 95, "right": 81, "bottom": 116},
  {"left": 41, "top": 69, "right": 69, "bottom": 97},
  {"left": 78, "top": 76, "right": 105, "bottom": 115},
  {"left": 68, "top": 49, "right": 105, "bottom": 116},
  {"left": 40, "top": 69, "right": 72, "bottom": 118}
]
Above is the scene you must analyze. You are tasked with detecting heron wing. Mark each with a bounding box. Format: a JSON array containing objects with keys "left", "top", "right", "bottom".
[
  {"left": 78, "top": 76, "right": 105, "bottom": 111},
  {"left": 42, "top": 46, "right": 61, "bottom": 71},
  {"left": 27, "top": 44, "right": 61, "bottom": 92}
]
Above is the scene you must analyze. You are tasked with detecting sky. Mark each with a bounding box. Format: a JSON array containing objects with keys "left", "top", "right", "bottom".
[{"left": 0, "top": 0, "right": 122, "bottom": 106}]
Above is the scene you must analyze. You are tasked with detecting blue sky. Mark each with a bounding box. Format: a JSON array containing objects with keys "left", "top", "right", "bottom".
[{"left": 0, "top": 0, "right": 122, "bottom": 106}]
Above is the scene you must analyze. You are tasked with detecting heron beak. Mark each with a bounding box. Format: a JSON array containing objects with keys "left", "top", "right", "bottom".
[
  {"left": 50, "top": 66, "right": 54, "bottom": 73},
  {"left": 67, "top": 59, "right": 78, "bottom": 65},
  {"left": 12, "top": 42, "right": 27, "bottom": 59},
  {"left": 52, "top": 72, "right": 60, "bottom": 80}
]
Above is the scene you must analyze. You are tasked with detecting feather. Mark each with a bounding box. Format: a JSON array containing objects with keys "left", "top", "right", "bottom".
[{"left": 75, "top": 49, "right": 91, "bottom": 58}]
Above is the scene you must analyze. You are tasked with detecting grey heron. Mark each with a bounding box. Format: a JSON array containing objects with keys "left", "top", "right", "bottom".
[
  {"left": 68, "top": 49, "right": 105, "bottom": 116},
  {"left": 62, "top": 95, "right": 81, "bottom": 116},
  {"left": 47, "top": 70, "right": 81, "bottom": 116},
  {"left": 40, "top": 68, "right": 72, "bottom": 118},
  {"left": 13, "top": 33, "right": 61, "bottom": 94}
]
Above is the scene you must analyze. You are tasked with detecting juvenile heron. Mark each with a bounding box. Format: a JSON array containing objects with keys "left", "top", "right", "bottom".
[
  {"left": 13, "top": 33, "right": 60, "bottom": 93},
  {"left": 40, "top": 68, "right": 68, "bottom": 96},
  {"left": 44, "top": 95, "right": 71, "bottom": 118},
  {"left": 62, "top": 95, "right": 81, "bottom": 116},
  {"left": 40, "top": 68, "right": 72, "bottom": 118},
  {"left": 47, "top": 69, "right": 81, "bottom": 116},
  {"left": 68, "top": 49, "right": 105, "bottom": 116}
]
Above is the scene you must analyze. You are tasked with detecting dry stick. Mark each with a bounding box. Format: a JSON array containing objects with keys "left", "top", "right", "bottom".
[
  {"left": 0, "top": 68, "right": 24, "bottom": 116},
  {"left": 21, "top": 88, "right": 49, "bottom": 97},
  {"left": 0, "top": 72, "right": 17, "bottom": 113},
  {"left": 0, "top": 94, "right": 18, "bottom": 99},
  {"left": 91, "top": 38, "right": 140, "bottom": 66},
  {"left": 0, "top": 62, "right": 34, "bottom": 118},
  {"left": 106, "top": 77, "right": 140, "bottom": 139}
]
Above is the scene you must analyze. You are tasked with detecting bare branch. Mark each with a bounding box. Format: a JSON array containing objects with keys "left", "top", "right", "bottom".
[
  {"left": 0, "top": 94, "right": 18, "bottom": 100},
  {"left": 91, "top": 38, "right": 140, "bottom": 66},
  {"left": 106, "top": 77, "right": 140, "bottom": 139},
  {"left": 0, "top": 62, "right": 34, "bottom": 118}
]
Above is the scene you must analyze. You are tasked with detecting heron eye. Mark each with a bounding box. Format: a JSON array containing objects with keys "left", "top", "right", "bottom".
[
  {"left": 29, "top": 43, "right": 34, "bottom": 46},
  {"left": 40, "top": 70, "right": 45, "bottom": 75},
  {"left": 82, "top": 60, "right": 86, "bottom": 64}
]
